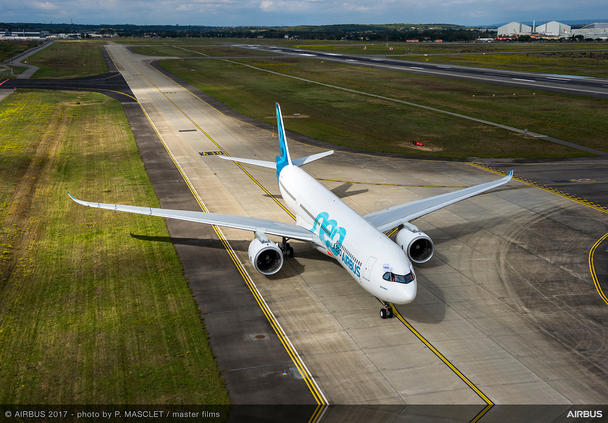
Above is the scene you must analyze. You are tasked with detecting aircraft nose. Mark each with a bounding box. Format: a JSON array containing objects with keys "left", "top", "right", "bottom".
[{"left": 395, "top": 278, "right": 417, "bottom": 304}]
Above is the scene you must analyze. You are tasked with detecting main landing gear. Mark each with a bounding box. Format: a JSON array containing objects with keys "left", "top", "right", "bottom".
[
  {"left": 281, "top": 237, "right": 294, "bottom": 258},
  {"left": 380, "top": 302, "right": 394, "bottom": 319}
]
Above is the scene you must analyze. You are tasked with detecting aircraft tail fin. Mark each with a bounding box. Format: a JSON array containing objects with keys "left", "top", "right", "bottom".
[
  {"left": 275, "top": 102, "right": 292, "bottom": 176},
  {"left": 213, "top": 103, "right": 333, "bottom": 172}
]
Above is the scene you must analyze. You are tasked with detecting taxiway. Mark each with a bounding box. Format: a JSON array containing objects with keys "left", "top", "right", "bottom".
[
  {"left": 104, "top": 42, "right": 608, "bottom": 411},
  {"left": 238, "top": 44, "right": 608, "bottom": 98}
]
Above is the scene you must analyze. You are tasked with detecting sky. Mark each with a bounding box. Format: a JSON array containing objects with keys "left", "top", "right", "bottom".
[{"left": 0, "top": 0, "right": 606, "bottom": 27}]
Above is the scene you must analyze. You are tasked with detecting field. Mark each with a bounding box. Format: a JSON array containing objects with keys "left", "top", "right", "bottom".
[
  {"left": 131, "top": 44, "right": 272, "bottom": 57},
  {"left": 0, "top": 41, "right": 40, "bottom": 79},
  {"left": 0, "top": 90, "right": 229, "bottom": 403},
  {"left": 0, "top": 40, "right": 40, "bottom": 62},
  {"left": 158, "top": 57, "right": 608, "bottom": 158},
  {"left": 28, "top": 41, "right": 108, "bottom": 79},
  {"left": 288, "top": 41, "right": 608, "bottom": 77},
  {"left": 397, "top": 50, "right": 608, "bottom": 78},
  {"left": 292, "top": 41, "right": 608, "bottom": 55}
]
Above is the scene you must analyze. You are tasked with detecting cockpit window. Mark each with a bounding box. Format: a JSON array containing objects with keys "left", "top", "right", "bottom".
[{"left": 382, "top": 271, "right": 415, "bottom": 284}]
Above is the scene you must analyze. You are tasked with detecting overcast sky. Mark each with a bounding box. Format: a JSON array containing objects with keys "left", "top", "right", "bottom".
[{"left": 1, "top": 0, "right": 606, "bottom": 26}]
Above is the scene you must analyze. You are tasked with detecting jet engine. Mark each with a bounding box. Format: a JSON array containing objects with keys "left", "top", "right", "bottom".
[
  {"left": 248, "top": 232, "right": 284, "bottom": 275},
  {"left": 395, "top": 223, "right": 434, "bottom": 264}
]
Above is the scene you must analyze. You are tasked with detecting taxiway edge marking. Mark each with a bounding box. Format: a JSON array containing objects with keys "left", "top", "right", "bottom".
[
  {"left": 135, "top": 97, "right": 327, "bottom": 405},
  {"left": 105, "top": 47, "right": 327, "bottom": 405},
  {"left": 589, "top": 233, "right": 608, "bottom": 306},
  {"left": 153, "top": 60, "right": 495, "bottom": 409},
  {"left": 468, "top": 162, "right": 608, "bottom": 216},
  {"left": 150, "top": 80, "right": 296, "bottom": 220}
]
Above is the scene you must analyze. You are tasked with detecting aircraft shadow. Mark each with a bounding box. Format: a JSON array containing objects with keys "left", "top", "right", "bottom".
[
  {"left": 263, "top": 182, "right": 368, "bottom": 200},
  {"left": 129, "top": 233, "right": 328, "bottom": 278}
]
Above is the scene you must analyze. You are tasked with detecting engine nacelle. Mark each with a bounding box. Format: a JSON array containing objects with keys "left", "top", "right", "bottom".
[
  {"left": 248, "top": 232, "right": 284, "bottom": 275},
  {"left": 395, "top": 225, "right": 434, "bottom": 264}
]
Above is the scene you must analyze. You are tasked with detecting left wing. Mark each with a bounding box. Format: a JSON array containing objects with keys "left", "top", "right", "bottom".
[
  {"left": 365, "top": 170, "right": 513, "bottom": 232},
  {"left": 68, "top": 194, "right": 314, "bottom": 241}
]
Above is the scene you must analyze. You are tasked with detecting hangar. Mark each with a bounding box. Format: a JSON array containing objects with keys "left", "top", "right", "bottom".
[
  {"left": 535, "top": 21, "right": 571, "bottom": 37},
  {"left": 572, "top": 22, "right": 608, "bottom": 40},
  {"left": 497, "top": 22, "right": 532, "bottom": 36}
]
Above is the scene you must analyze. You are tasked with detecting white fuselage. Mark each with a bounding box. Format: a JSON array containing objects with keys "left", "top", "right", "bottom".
[{"left": 278, "top": 165, "right": 417, "bottom": 304}]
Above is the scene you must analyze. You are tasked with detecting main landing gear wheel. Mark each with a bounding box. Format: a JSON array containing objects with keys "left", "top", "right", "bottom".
[
  {"left": 380, "top": 304, "right": 394, "bottom": 319},
  {"left": 281, "top": 238, "right": 294, "bottom": 258}
]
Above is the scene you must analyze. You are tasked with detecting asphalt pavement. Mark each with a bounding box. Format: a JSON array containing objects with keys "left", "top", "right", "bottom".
[{"left": 238, "top": 44, "right": 608, "bottom": 98}]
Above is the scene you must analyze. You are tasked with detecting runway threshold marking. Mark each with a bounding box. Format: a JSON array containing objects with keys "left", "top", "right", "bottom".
[
  {"left": 106, "top": 48, "right": 327, "bottom": 405},
  {"left": 390, "top": 304, "right": 494, "bottom": 420},
  {"left": 589, "top": 233, "right": 608, "bottom": 306},
  {"left": 153, "top": 58, "right": 501, "bottom": 413}
]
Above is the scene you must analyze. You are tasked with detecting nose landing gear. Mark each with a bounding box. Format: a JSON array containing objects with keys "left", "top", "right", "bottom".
[{"left": 380, "top": 303, "right": 394, "bottom": 319}]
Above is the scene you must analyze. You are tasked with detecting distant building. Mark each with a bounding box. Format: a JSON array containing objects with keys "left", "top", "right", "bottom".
[
  {"left": 535, "top": 21, "right": 571, "bottom": 37},
  {"left": 0, "top": 31, "right": 48, "bottom": 40},
  {"left": 572, "top": 22, "right": 608, "bottom": 40},
  {"left": 497, "top": 22, "right": 532, "bottom": 36}
]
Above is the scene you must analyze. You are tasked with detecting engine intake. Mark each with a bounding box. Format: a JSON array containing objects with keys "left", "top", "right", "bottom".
[
  {"left": 248, "top": 232, "right": 284, "bottom": 275},
  {"left": 396, "top": 226, "right": 434, "bottom": 264}
]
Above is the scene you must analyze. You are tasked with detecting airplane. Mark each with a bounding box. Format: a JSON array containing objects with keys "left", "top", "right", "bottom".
[{"left": 69, "top": 103, "right": 512, "bottom": 319}]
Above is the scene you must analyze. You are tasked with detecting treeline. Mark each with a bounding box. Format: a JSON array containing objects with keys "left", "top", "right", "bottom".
[{"left": 0, "top": 22, "right": 496, "bottom": 41}]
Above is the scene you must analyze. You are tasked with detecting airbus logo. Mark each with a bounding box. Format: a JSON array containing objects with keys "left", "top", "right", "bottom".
[{"left": 566, "top": 410, "right": 603, "bottom": 419}]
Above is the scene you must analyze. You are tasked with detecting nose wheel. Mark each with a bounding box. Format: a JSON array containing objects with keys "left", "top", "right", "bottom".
[{"left": 380, "top": 303, "right": 394, "bottom": 319}]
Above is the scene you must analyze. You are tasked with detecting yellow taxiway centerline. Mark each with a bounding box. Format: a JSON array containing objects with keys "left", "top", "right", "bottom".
[{"left": 105, "top": 49, "right": 327, "bottom": 405}]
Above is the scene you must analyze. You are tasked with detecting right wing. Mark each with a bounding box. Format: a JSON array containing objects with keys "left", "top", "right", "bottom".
[
  {"left": 365, "top": 170, "right": 513, "bottom": 232},
  {"left": 68, "top": 194, "right": 314, "bottom": 241}
]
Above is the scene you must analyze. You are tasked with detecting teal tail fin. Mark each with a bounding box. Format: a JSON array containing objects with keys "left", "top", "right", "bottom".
[{"left": 275, "top": 102, "right": 292, "bottom": 178}]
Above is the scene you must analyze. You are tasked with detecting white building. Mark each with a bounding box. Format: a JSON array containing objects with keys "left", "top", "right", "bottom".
[
  {"left": 572, "top": 22, "right": 608, "bottom": 40},
  {"left": 498, "top": 22, "right": 532, "bottom": 36},
  {"left": 535, "top": 21, "right": 571, "bottom": 37}
]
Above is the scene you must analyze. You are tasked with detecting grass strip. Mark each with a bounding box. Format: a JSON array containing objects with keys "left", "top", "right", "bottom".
[
  {"left": 0, "top": 90, "right": 229, "bottom": 403},
  {"left": 158, "top": 57, "right": 606, "bottom": 158},
  {"left": 28, "top": 41, "right": 108, "bottom": 79}
]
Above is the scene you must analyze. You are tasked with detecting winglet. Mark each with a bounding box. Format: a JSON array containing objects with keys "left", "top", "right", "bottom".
[
  {"left": 67, "top": 192, "right": 86, "bottom": 206},
  {"left": 507, "top": 168, "right": 513, "bottom": 178},
  {"left": 275, "top": 102, "right": 292, "bottom": 178}
]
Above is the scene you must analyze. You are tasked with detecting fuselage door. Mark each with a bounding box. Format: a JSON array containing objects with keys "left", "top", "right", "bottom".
[{"left": 363, "top": 256, "right": 377, "bottom": 282}]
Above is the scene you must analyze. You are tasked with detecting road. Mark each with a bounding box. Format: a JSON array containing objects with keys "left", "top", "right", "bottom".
[
  {"left": 2, "top": 40, "right": 54, "bottom": 79},
  {"left": 237, "top": 44, "right": 608, "bottom": 98},
  {"left": 107, "top": 42, "right": 608, "bottom": 412}
]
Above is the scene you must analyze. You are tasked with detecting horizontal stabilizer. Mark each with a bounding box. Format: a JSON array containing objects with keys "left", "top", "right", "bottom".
[
  {"left": 216, "top": 155, "right": 276, "bottom": 169},
  {"left": 292, "top": 150, "right": 334, "bottom": 166},
  {"left": 216, "top": 150, "right": 334, "bottom": 169}
]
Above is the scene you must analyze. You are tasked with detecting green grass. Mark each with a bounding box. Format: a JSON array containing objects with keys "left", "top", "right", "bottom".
[
  {"left": 28, "top": 41, "right": 108, "bottom": 79},
  {"left": 293, "top": 41, "right": 608, "bottom": 55},
  {"left": 0, "top": 90, "right": 229, "bottom": 404},
  {"left": 0, "top": 40, "right": 40, "bottom": 63},
  {"left": 131, "top": 44, "right": 273, "bottom": 57},
  {"left": 158, "top": 57, "right": 607, "bottom": 159},
  {"left": 398, "top": 50, "right": 608, "bottom": 78}
]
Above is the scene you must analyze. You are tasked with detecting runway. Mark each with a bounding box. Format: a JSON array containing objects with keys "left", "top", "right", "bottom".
[
  {"left": 237, "top": 44, "right": 608, "bottom": 98},
  {"left": 106, "top": 42, "right": 608, "bottom": 411}
]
